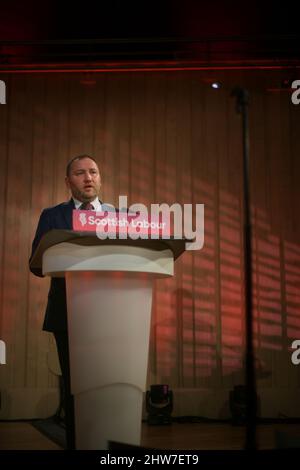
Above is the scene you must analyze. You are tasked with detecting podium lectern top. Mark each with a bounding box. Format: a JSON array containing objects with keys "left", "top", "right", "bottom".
[{"left": 30, "top": 229, "right": 189, "bottom": 272}]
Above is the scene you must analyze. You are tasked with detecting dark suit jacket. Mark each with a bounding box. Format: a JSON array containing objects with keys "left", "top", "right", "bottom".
[{"left": 29, "top": 198, "right": 112, "bottom": 332}]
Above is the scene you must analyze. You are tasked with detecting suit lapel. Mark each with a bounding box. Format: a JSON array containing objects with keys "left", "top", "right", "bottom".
[{"left": 60, "top": 199, "right": 75, "bottom": 229}]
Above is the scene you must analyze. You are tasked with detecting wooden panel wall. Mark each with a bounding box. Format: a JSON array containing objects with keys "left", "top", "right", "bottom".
[{"left": 0, "top": 70, "right": 299, "bottom": 419}]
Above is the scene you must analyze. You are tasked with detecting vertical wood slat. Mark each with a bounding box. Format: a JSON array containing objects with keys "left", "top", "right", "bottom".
[
  {"left": 155, "top": 72, "right": 179, "bottom": 384},
  {"left": 176, "top": 73, "right": 194, "bottom": 387},
  {"left": 92, "top": 75, "right": 107, "bottom": 201},
  {"left": 28, "top": 75, "right": 53, "bottom": 391},
  {"left": 103, "top": 74, "right": 120, "bottom": 204},
  {"left": 251, "top": 91, "right": 273, "bottom": 389},
  {"left": 148, "top": 73, "right": 168, "bottom": 387},
  {"left": 4, "top": 76, "right": 32, "bottom": 389},
  {"left": 27, "top": 75, "right": 46, "bottom": 390}
]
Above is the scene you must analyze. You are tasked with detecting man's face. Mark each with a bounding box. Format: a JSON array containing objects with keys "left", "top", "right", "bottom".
[{"left": 65, "top": 158, "right": 101, "bottom": 202}]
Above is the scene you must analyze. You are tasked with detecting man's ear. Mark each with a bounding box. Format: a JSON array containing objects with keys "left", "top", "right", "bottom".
[{"left": 65, "top": 176, "right": 70, "bottom": 189}]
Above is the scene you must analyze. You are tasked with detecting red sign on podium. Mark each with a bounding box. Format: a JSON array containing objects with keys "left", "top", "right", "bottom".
[{"left": 72, "top": 210, "right": 170, "bottom": 238}]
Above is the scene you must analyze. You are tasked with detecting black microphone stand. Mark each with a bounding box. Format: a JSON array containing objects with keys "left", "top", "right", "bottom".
[{"left": 231, "top": 87, "right": 257, "bottom": 450}]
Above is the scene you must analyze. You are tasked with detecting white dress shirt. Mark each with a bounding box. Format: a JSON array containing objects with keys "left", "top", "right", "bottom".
[{"left": 73, "top": 197, "right": 102, "bottom": 211}]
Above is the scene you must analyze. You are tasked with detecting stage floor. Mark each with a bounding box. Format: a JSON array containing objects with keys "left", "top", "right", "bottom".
[{"left": 1, "top": 421, "right": 300, "bottom": 450}]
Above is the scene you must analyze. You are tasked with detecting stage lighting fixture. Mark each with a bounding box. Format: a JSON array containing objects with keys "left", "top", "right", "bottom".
[
  {"left": 146, "top": 384, "right": 173, "bottom": 425},
  {"left": 229, "top": 385, "right": 247, "bottom": 425},
  {"left": 211, "top": 81, "right": 221, "bottom": 89},
  {"left": 229, "top": 385, "right": 259, "bottom": 426}
]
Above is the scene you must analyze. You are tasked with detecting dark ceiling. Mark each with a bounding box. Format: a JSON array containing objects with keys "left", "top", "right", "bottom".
[{"left": 0, "top": 1, "right": 299, "bottom": 69}]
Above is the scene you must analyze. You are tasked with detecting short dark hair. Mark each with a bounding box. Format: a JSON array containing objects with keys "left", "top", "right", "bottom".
[{"left": 66, "top": 154, "right": 98, "bottom": 176}]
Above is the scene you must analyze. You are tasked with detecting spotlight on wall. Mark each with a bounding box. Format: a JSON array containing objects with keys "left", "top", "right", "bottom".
[
  {"left": 211, "top": 81, "right": 222, "bottom": 89},
  {"left": 146, "top": 384, "right": 173, "bottom": 425}
]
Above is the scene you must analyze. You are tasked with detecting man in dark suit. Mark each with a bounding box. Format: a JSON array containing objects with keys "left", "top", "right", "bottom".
[{"left": 29, "top": 154, "right": 103, "bottom": 450}]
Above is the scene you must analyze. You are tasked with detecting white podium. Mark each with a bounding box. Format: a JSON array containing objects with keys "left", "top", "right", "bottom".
[{"left": 30, "top": 231, "right": 186, "bottom": 449}]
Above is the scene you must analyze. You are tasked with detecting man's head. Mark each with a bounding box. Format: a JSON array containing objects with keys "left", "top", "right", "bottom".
[{"left": 65, "top": 155, "right": 101, "bottom": 202}]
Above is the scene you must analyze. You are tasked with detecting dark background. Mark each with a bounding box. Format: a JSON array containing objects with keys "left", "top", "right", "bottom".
[
  {"left": 0, "top": 0, "right": 299, "bottom": 65},
  {"left": 0, "top": 0, "right": 299, "bottom": 39}
]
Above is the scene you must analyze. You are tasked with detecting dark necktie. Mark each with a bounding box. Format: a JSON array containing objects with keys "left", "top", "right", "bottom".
[{"left": 79, "top": 202, "right": 94, "bottom": 210}]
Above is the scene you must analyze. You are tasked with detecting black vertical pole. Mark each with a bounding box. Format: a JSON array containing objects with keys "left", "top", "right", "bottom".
[{"left": 231, "top": 87, "right": 257, "bottom": 450}]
